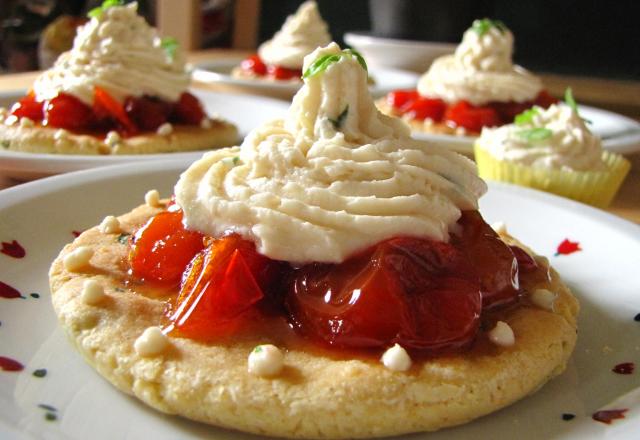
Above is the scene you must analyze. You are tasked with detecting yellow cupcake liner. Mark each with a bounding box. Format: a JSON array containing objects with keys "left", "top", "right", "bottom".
[{"left": 473, "top": 144, "right": 631, "bottom": 208}]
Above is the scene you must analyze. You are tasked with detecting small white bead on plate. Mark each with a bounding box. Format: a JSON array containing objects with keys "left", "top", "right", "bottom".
[
  {"left": 63, "top": 246, "right": 94, "bottom": 272},
  {"left": 248, "top": 344, "right": 284, "bottom": 377},
  {"left": 530, "top": 288, "right": 557, "bottom": 311},
  {"left": 144, "top": 189, "right": 161, "bottom": 207},
  {"left": 134, "top": 327, "right": 169, "bottom": 357},
  {"left": 81, "top": 279, "right": 105, "bottom": 305},
  {"left": 99, "top": 215, "right": 121, "bottom": 234},
  {"left": 490, "top": 221, "right": 507, "bottom": 235},
  {"left": 156, "top": 122, "right": 173, "bottom": 136},
  {"left": 381, "top": 343, "right": 412, "bottom": 372},
  {"left": 488, "top": 321, "right": 515, "bottom": 347}
]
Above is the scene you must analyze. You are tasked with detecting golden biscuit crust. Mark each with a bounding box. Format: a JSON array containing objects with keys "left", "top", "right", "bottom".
[
  {"left": 0, "top": 112, "right": 238, "bottom": 155},
  {"left": 49, "top": 204, "right": 578, "bottom": 438}
]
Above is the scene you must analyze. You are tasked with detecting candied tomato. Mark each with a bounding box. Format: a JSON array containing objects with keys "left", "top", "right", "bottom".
[
  {"left": 129, "top": 210, "right": 205, "bottom": 287},
  {"left": 286, "top": 236, "right": 482, "bottom": 352},
  {"left": 171, "top": 92, "right": 205, "bottom": 125},
  {"left": 167, "top": 234, "right": 282, "bottom": 340},
  {"left": 43, "top": 93, "right": 95, "bottom": 130},
  {"left": 451, "top": 211, "right": 519, "bottom": 309},
  {"left": 403, "top": 97, "right": 446, "bottom": 121},
  {"left": 10, "top": 92, "right": 43, "bottom": 121},
  {"left": 241, "top": 54, "right": 267, "bottom": 76},
  {"left": 268, "top": 65, "right": 302, "bottom": 80},
  {"left": 124, "top": 95, "right": 171, "bottom": 131},
  {"left": 386, "top": 89, "right": 420, "bottom": 109},
  {"left": 444, "top": 101, "right": 500, "bottom": 133}
]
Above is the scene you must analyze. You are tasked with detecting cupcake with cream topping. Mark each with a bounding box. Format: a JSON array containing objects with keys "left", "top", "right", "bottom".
[
  {"left": 379, "top": 19, "right": 556, "bottom": 136},
  {"left": 475, "top": 89, "right": 630, "bottom": 207},
  {"left": 233, "top": 1, "right": 331, "bottom": 82}
]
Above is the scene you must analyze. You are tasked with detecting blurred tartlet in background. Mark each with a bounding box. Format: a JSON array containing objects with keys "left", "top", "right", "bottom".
[{"left": 38, "top": 15, "right": 87, "bottom": 69}]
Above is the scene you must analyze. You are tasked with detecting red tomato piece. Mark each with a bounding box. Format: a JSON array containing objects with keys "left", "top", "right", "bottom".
[
  {"left": 43, "top": 93, "right": 95, "bottom": 130},
  {"left": 386, "top": 89, "right": 420, "bottom": 109},
  {"left": 534, "top": 90, "right": 558, "bottom": 108},
  {"left": 444, "top": 101, "right": 501, "bottom": 133},
  {"left": 10, "top": 92, "right": 44, "bottom": 121},
  {"left": 267, "top": 65, "right": 302, "bottom": 80},
  {"left": 167, "top": 235, "right": 274, "bottom": 340},
  {"left": 171, "top": 92, "right": 205, "bottom": 125},
  {"left": 286, "top": 236, "right": 482, "bottom": 352},
  {"left": 403, "top": 97, "right": 447, "bottom": 121},
  {"left": 124, "top": 95, "right": 171, "bottom": 131},
  {"left": 129, "top": 210, "right": 205, "bottom": 287},
  {"left": 489, "top": 100, "right": 532, "bottom": 124},
  {"left": 240, "top": 54, "right": 267, "bottom": 76},
  {"left": 451, "top": 211, "right": 519, "bottom": 309},
  {"left": 93, "top": 86, "right": 137, "bottom": 134}
]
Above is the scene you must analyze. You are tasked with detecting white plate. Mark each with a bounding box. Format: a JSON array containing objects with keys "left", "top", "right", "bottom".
[
  {"left": 1, "top": 160, "right": 639, "bottom": 439},
  {"left": 192, "top": 56, "right": 419, "bottom": 98},
  {"left": 0, "top": 89, "right": 289, "bottom": 181},
  {"left": 413, "top": 105, "right": 640, "bottom": 155}
]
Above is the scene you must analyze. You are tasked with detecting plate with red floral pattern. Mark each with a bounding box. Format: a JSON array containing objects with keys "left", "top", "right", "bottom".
[{"left": 1, "top": 160, "right": 639, "bottom": 439}]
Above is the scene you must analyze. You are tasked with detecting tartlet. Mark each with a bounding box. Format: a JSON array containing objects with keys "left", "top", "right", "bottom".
[
  {"left": 232, "top": 1, "right": 331, "bottom": 82},
  {"left": 0, "top": 2, "right": 237, "bottom": 156},
  {"left": 378, "top": 19, "right": 556, "bottom": 136},
  {"left": 474, "top": 90, "right": 630, "bottom": 208},
  {"left": 50, "top": 44, "right": 579, "bottom": 438}
]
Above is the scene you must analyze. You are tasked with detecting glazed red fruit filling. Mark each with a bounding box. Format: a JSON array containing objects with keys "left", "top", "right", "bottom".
[
  {"left": 240, "top": 54, "right": 302, "bottom": 80},
  {"left": 129, "top": 209, "right": 526, "bottom": 353},
  {"left": 10, "top": 89, "right": 206, "bottom": 136},
  {"left": 386, "top": 89, "right": 557, "bottom": 133}
]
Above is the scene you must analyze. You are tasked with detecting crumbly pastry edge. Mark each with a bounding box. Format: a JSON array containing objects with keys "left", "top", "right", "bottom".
[
  {"left": 0, "top": 113, "right": 238, "bottom": 155},
  {"left": 49, "top": 202, "right": 579, "bottom": 439}
]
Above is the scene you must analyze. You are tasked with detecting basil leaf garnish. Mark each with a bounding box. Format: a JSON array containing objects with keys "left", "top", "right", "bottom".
[
  {"left": 517, "top": 128, "right": 552, "bottom": 142},
  {"left": 302, "top": 49, "right": 368, "bottom": 79}
]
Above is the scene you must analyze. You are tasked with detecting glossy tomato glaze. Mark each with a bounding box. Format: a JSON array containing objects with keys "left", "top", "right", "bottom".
[
  {"left": 385, "top": 89, "right": 558, "bottom": 134},
  {"left": 10, "top": 89, "right": 206, "bottom": 137},
  {"left": 127, "top": 208, "right": 551, "bottom": 360},
  {"left": 239, "top": 54, "right": 302, "bottom": 81}
]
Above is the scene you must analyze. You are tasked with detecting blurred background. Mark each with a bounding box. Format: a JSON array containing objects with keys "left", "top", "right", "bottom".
[{"left": 1, "top": 0, "right": 638, "bottom": 80}]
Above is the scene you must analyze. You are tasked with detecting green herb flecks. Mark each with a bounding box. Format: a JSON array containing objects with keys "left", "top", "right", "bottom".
[
  {"left": 471, "top": 18, "right": 507, "bottom": 36},
  {"left": 117, "top": 233, "right": 130, "bottom": 245},
  {"left": 1, "top": 140, "right": 9, "bottom": 149},
  {"left": 38, "top": 403, "right": 57, "bottom": 412},
  {"left": 88, "top": 0, "right": 125, "bottom": 19},
  {"left": 33, "top": 368, "right": 47, "bottom": 378},
  {"left": 161, "top": 37, "right": 179, "bottom": 61},
  {"left": 329, "top": 105, "right": 349, "bottom": 130},
  {"left": 232, "top": 156, "right": 240, "bottom": 165},
  {"left": 514, "top": 107, "right": 539, "bottom": 126},
  {"left": 302, "top": 48, "right": 368, "bottom": 79},
  {"left": 253, "top": 345, "right": 263, "bottom": 354},
  {"left": 517, "top": 127, "right": 552, "bottom": 142},
  {"left": 564, "top": 87, "right": 592, "bottom": 124},
  {"left": 45, "top": 412, "right": 57, "bottom": 422}
]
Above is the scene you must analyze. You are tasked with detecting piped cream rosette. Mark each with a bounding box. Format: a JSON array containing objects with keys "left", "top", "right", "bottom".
[{"left": 176, "top": 43, "right": 486, "bottom": 265}]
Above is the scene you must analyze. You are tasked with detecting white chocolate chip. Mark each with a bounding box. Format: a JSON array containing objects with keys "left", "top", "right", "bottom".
[
  {"left": 63, "top": 246, "right": 94, "bottom": 272},
  {"left": 248, "top": 344, "right": 284, "bottom": 377},
  {"left": 490, "top": 221, "right": 507, "bottom": 235},
  {"left": 134, "top": 326, "right": 169, "bottom": 357},
  {"left": 19, "top": 117, "right": 34, "bottom": 128},
  {"left": 4, "top": 115, "right": 18, "bottom": 126},
  {"left": 156, "top": 122, "right": 173, "bottom": 136},
  {"left": 381, "top": 343, "right": 412, "bottom": 372},
  {"left": 81, "top": 279, "right": 105, "bottom": 305},
  {"left": 200, "top": 118, "right": 212, "bottom": 129},
  {"left": 104, "top": 130, "right": 121, "bottom": 148},
  {"left": 144, "top": 189, "right": 161, "bottom": 207},
  {"left": 54, "top": 129, "right": 67, "bottom": 141},
  {"left": 530, "top": 288, "right": 557, "bottom": 311},
  {"left": 488, "top": 321, "right": 515, "bottom": 347},
  {"left": 99, "top": 215, "right": 121, "bottom": 234}
]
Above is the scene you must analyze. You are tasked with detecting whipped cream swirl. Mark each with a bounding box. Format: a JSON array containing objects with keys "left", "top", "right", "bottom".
[
  {"left": 258, "top": 1, "right": 331, "bottom": 69},
  {"left": 33, "top": 2, "right": 189, "bottom": 105},
  {"left": 176, "top": 43, "right": 486, "bottom": 264},
  {"left": 417, "top": 21, "right": 542, "bottom": 105},
  {"left": 478, "top": 104, "right": 605, "bottom": 171}
]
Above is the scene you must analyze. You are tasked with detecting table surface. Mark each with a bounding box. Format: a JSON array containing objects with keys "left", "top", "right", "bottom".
[{"left": 0, "top": 49, "right": 639, "bottom": 224}]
